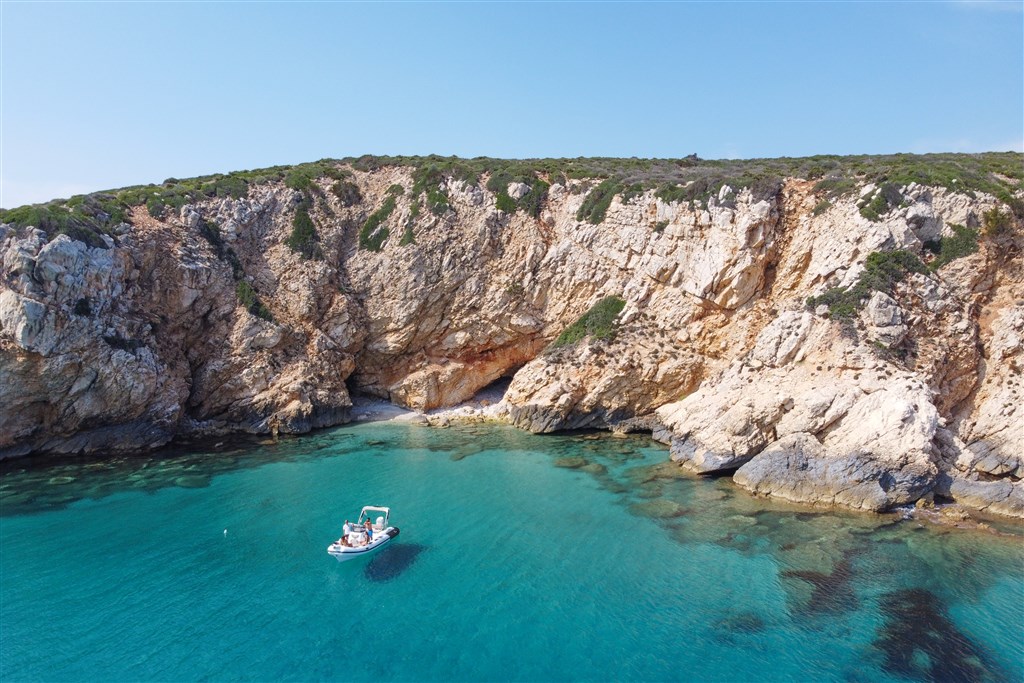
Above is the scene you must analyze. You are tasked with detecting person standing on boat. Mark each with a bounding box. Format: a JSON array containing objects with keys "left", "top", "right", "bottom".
[
  {"left": 339, "top": 520, "right": 351, "bottom": 546},
  {"left": 364, "top": 518, "right": 374, "bottom": 544}
]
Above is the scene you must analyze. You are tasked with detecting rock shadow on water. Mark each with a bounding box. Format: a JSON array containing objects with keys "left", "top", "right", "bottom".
[
  {"left": 363, "top": 543, "right": 427, "bottom": 583},
  {"left": 874, "top": 588, "right": 1001, "bottom": 683}
]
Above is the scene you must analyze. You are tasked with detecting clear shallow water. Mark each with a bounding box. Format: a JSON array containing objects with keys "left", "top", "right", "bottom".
[{"left": 1, "top": 423, "right": 1021, "bottom": 683}]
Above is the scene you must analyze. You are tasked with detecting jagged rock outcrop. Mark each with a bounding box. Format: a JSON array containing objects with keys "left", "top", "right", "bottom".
[{"left": 1, "top": 158, "right": 1021, "bottom": 517}]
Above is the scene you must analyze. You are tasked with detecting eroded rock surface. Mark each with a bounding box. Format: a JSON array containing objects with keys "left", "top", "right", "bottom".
[{"left": 1, "top": 168, "right": 1021, "bottom": 517}]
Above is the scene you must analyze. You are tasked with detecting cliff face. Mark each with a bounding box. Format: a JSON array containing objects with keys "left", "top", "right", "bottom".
[{"left": 1, "top": 158, "right": 1021, "bottom": 517}]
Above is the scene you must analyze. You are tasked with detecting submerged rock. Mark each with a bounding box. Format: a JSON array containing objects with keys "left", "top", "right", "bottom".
[{"left": 629, "top": 498, "right": 689, "bottom": 519}]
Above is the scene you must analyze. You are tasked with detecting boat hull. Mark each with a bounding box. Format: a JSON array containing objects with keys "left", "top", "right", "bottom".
[{"left": 327, "top": 527, "right": 400, "bottom": 562}]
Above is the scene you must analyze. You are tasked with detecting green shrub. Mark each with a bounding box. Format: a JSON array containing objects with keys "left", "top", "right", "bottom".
[
  {"left": 576, "top": 179, "right": 621, "bottom": 224},
  {"left": 517, "top": 180, "right": 550, "bottom": 219},
  {"left": 284, "top": 169, "right": 315, "bottom": 192},
  {"left": 858, "top": 182, "right": 902, "bottom": 221},
  {"left": 283, "top": 160, "right": 346, "bottom": 193},
  {"left": 495, "top": 192, "right": 516, "bottom": 213},
  {"left": 411, "top": 165, "right": 451, "bottom": 216},
  {"left": 484, "top": 167, "right": 552, "bottom": 218},
  {"left": 924, "top": 224, "right": 979, "bottom": 270},
  {"left": 235, "top": 281, "right": 274, "bottom": 321},
  {"left": 982, "top": 207, "right": 1012, "bottom": 237},
  {"left": 653, "top": 220, "right": 669, "bottom": 233},
  {"left": 812, "top": 176, "right": 857, "bottom": 200},
  {"left": 286, "top": 204, "right": 322, "bottom": 259},
  {"left": 807, "top": 250, "right": 926, "bottom": 318},
  {"left": 199, "top": 218, "right": 224, "bottom": 248},
  {"left": 360, "top": 196, "right": 396, "bottom": 251},
  {"left": 197, "top": 219, "right": 245, "bottom": 278},
  {"left": 424, "top": 188, "right": 449, "bottom": 216},
  {"left": 549, "top": 172, "right": 568, "bottom": 187},
  {"left": 331, "top": 180, "right": 362, "bottom": 207},
  {"left": 619, "top": 183, "right": 645, "bottom": 204},
  {"left": 553, "top": 296, "right": 627, "bottom": 347},
  {"left": 0, "top": 202, "right": 111, "bottom": 249},
  {"left": 655, "top": 173, "right": 783, "bottom": 210},
  {"left": 146, "top": 196, "right": 166, "bottom": 219},
  {"left": 387, "top": 184, "right": 405, "bottom": 197},
  {"left": 400, "top": 224, "right": 415, "bottom": 246},
  {"left": 812, "top": 200, "right": 832, "bottom": 216},
  {"left": 655, "top": 184, "right": 691, "bottom": 205},
  {"left": 203, "top": 175, "right": 248, "bottom": 199}
]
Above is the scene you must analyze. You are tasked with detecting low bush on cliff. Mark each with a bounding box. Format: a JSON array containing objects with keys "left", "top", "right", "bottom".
[
  {"left": 654, "top": 173, "right": 783, "bottom": 210},
  {"left": 400, "top": 200, "right": 420, "bottom": 246},
  {"left": 858, "top": 182, "right": 903, "bottom": 221},
  {"left": 807, "top": 154, "right": 1024, "bottom": 218},
  {"left": 576, "top": 179, "right": 621, "bottom": 224},
  {"left": 331, "top": 180, "right": 362, "bottom": 207},
  {"left": 235, "top": 281, "right": 274, "bottom": 322},
  {"left": 812, "top": 200, "right": 832, "bottom": 216},
  {"left": 360, "top": 196, "right": 396, "bottom": 251},
  {"left": 982, "top": 207, "right": 1013, "bottom": 237},
  {"left": 924, "top": 224, "right": 979, "bottom": 271},
  {"left": 0, "top": 200, "right": 118, "bottom": 248},
  {"left": 807, "top": 250, "right": 926, "bottom": 318},
  {"left": 485, "top": 167, "right": 551, "bottom": 218},
  {"left": 197, "top": 219, "right": 244, "bottom": 279},
  {"left": 812, "top": 176, "right": 857, "bottom": 199},
  {"left": 284, "top": 160, "right": 348, "bottom": 193},
  {"left": 553, "top": 296, "right": 627, "bottom": 347},
  {"left": 286, "top": 202, "right": 323, "bottom": 260},
  {"left": 411, "top": 165, "right": 454, "bottom": 216}
]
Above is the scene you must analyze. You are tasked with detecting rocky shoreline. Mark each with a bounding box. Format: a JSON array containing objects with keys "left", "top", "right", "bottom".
[{"left": 1, "top": 155, "right": 1021, "bottom": 518}]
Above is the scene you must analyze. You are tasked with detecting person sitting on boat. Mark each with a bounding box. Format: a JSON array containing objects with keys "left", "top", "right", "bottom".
[{"left": 364, "top": 518, "right": 374, "bottom": 543}]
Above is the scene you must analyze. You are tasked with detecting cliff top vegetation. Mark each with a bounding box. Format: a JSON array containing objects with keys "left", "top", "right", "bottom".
[{"left": 2, "top": 152, "right": 1021, "bottom": 248}]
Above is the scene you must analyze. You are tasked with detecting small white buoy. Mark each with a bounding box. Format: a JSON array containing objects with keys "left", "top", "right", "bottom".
[{"left": 223, "top": 529, "right": 228, "bottom": 536}]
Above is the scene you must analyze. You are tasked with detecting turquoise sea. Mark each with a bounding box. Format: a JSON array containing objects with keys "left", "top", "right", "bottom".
[{"left": 1, "top": 422, "right": 1021, "bottom": 682}]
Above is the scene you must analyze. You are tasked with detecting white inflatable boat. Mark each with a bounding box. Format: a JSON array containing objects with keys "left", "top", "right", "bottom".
[{"left": 327, "top": 506, "right": 399, "bottom": 562}]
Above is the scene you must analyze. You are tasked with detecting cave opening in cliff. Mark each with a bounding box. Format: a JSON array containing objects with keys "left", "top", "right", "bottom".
[{"left": 475, "top": 375, "right": 515, "bottom": 405}]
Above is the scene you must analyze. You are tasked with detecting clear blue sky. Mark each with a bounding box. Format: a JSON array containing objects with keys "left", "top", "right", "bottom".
[{"left": 2, "top": 1, "right": 1022, "bottom": 207}]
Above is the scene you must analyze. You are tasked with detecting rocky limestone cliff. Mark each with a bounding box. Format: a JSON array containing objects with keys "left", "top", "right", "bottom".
[{"left": 2, "top": 156, "right": 1021, "bottom": 517}]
